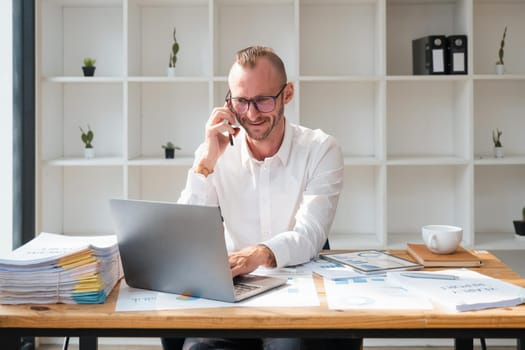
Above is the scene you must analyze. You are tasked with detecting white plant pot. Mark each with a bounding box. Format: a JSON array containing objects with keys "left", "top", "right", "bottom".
[
  {"left": 495, "top": 64, "right": 505, "bottom": 75},
  {"left": 167, "top": 67, "right": 176, "bottom": 77},
  {"left": 84, "top": 148, "right": 95, "bottom": 159},
  {"left": 494, "top": 146, "right": 504, "bottom": 158}
]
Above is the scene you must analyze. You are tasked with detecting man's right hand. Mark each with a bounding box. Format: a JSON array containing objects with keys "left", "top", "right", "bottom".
[{"left": 196, "top": 104, "right": 240, "bottom": 173}]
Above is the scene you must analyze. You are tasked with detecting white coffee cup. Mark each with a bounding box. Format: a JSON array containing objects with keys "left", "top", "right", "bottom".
[{"left": 422, "top": 225, "right": 463, "bottom": 254}]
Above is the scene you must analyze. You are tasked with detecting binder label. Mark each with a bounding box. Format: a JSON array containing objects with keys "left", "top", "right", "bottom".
[
  {"left": 453, "top": 52, "right": 465, "bottom": 72},
  {"left": 432, "top": 49, "right": 444, "bottom": 73}
]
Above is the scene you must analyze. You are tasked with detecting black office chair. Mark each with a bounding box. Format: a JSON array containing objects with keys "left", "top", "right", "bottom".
[{"left": 161, "top": 337, "right": 185, "bottom": 350}]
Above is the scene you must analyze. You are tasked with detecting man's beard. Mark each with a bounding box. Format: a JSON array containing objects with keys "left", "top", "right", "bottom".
[{"left": 238, "top": 104, "right": 284, "bottom": 141}]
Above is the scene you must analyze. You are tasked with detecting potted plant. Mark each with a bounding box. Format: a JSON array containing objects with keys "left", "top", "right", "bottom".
[
  {"left": 80, "top": 125, "right": 95, "bottom": 159},
  {"left": 167, "top": 27, "right": 179, "bottom": 77},
  {"left": 162, "top": 142, "right": 180, "bottom": 159},
  {"left": 82, "top": 57, "right": 96, "bottom": 77},
  {"left": 495, "top": 26, "right": 507, "bottom": 75},
  {"left": 492, "top": 128, "right": 504, "bottom": 158},
  {"left": 513, "top": 207, "right": 525, "bottom": 238}
]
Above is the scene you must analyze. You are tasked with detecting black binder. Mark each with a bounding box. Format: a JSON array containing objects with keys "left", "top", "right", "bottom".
[
  {"left": 412, "top": 35, "right": 447, "bottom": 75},
  {"left": 446, "top": 35, "right": 468, "bottom": 74}
]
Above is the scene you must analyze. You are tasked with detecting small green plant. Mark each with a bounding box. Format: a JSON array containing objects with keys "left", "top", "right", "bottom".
[
  {"left": 80, "top": 125, "right": 94, "bottom": 149},
  {"left": 162, "top": 141, "right": 180, "bottom": 159},
  {"left": 497, "top": 26, "right": 507, "bottom": 65},
  {"left": 161, "top": 142, "right": 180, "bottom": 151},
  {"left": 168, "top": 27, "right": 179, "bottom": 68},
  {"left": 492, "top": 128, "right": 502, "bottom": 147},
  {"left": 83, "top": 57, "right": 96, "bottom": 67}
]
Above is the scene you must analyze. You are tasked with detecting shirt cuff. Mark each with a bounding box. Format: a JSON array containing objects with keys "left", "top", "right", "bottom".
[
  {"left": 178, "top": 168, "right": 211, "bottom": 205},
  {"left": 260, "top": 238, "right": 291, "bottom": 269}
]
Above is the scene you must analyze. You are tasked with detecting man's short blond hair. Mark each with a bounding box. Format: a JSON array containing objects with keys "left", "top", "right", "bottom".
[{"left": 234, "top": 46, "right": 287, "bottom": 84}]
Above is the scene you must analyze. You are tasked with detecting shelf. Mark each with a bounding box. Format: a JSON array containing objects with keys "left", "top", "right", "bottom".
[
  {"left": 473, "top": 0, "right": 525, "bottom": 75},
  {"left": 300, "top": 81, "right": 380, "bottom": 158},
  {"left": 474, "top": 164, "right": 525, "bottom": 242},
  {"left": 387, "top": 156, "right": 469, "bottom": 166},
  {"left": 127, "top": 82, "right": 208, "bottom": 159},
  {"left": 127, "top": 157, "right": 193, "bottom": 166},
  {"left": 474, "top": 156, "right": 525, "bottom": 165},
  {"left": 474, "top": 79, "right": 525, "bottom": 158},
  {"left": 387, "top": 79, "right": 470, "bottom": 159},
  {"left": 387, "top": 0, "right": 469, "bottom": 76},
  {"left": 300, "top": 0, "right": 380, "bottom": 76},
  {"left": 40, "top": 2, "right": 123, "bottom": 77},
  {"left": 42, "top": 77, "right": 125, "bottom": 83},
  {"left": 386, "top": 75, "right": 469, "bottom": 81},
  {"left": 473, "top": 74, "right": 525, "bottom": 81},
  {"left": 127, "top": 76, "right": 209, "bottom": 83},
  {"left": 127, "top": 0, "right": 210, "bottom": 77},
  {"left": 299, "top": 76, "right": 381, "bottom": 82},
  {"left": 343, "top": 157, "right": 382, "bottom": 166},
  {"left": 44, "top": 157, "right": 124, "bottom": 167},
  {"left": 215, "top": 1, "right": 296, "bottom": 76},
  {"left": 474, "top": 232, "right": 525, "bottom": 250},
  {"left": 36, "top": 0, "right": 525, "bottom": 251}
]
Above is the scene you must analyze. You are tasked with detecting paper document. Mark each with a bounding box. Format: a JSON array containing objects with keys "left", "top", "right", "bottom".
[
  {"left": 239, "top": 276, "right": 319, "bottom": 307},
  {"left": 309, "top": 258, "right": 385, "bottom": 280},
  {"left": 0, "top": 232, "right": 122, "bottom": 304},
  {"left": 116, "top": 276, "right": 319, "bottom": 311},
  {"left": 319, "top": 250, "right": 422, "bottom": 274},
  {"left": 389, "top": 269, "right": 525, "bottom": 312},
  {"left": 116, "top": 281, "right": 231, "bottom": 311},
  {"left": 0, "top": 232, "right": 117, "bottom": 266},
  {"left": 324, "top": 275, "right": 432, "bottom": 310}
]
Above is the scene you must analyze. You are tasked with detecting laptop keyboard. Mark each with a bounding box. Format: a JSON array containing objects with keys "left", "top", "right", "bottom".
[{"left": 234, "top": 283, "right": 260, "bottom": 297}]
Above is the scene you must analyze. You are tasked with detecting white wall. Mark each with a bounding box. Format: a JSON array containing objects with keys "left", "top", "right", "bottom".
[{"left": 0, "top": 0, "right": 13, "bottom": 254}]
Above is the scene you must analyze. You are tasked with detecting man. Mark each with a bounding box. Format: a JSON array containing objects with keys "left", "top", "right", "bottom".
[{"left": 165, "top": 46, "right": 355, "bottom": 350}]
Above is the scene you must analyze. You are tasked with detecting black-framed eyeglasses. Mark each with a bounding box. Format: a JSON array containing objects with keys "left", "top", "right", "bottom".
[{"left": 225, "top": 84, "right": 287, "bottom": 115}]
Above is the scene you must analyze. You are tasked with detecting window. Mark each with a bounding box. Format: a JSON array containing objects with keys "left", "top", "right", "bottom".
[{"left": 0, "top": 0, "right": 13, "bottom": 254}]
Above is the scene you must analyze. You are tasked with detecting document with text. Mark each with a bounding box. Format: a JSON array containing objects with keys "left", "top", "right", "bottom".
[
  {"left": 324, "top": 275, "right": 433, "bottom": 310},
  {"left": 388, "top": 269, "right": 525, "bottom": 312},
  {"left": 116, "top": 275, "right": 318, "bottom": 311}
]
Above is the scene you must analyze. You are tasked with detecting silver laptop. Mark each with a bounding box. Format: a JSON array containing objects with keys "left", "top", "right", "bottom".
[{"left": 109, "top": 198, "right": 286, "bottom": 303}]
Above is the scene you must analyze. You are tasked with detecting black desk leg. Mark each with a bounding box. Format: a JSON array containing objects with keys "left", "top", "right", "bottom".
[
  {"left": 454, "top": 338, "right": 474, "bottom": 350},
  {"left": 2, "top": 336, "right": 20, "bottom": 350},
  {"left": 79, "top": 336, "right": 98, "bottom": 350}
]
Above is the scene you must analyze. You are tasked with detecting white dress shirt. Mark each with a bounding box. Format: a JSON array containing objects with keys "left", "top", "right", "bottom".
[{"left": 178, "top": 120, "right": 344, "bottom": 268}]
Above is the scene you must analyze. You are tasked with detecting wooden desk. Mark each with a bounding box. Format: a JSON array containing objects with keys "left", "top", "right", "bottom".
[{"left": 1, "top": 251, "right": 524, "bottom": 350}]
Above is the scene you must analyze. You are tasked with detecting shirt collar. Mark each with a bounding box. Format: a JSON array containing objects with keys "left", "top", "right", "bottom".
[{"left": 241, "top": 119, "right": 292, "bottom": 168}]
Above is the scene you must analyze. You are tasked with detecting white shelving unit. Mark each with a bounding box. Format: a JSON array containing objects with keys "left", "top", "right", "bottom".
[{"left": 36, "top": 0, "right": 525, "bottom": 251}]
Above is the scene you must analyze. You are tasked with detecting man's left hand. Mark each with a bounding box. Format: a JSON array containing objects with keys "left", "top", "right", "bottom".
[{"left": 228, "top": 245, "right": 276, "bottom": 277}]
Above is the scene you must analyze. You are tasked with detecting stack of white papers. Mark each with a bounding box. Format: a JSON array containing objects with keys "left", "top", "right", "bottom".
[
  {"left": 388, "top": 269, "right": 525, "bottom": 312},
  {"left": 0, "top": 232, "right": 123, "bottom": 304}
]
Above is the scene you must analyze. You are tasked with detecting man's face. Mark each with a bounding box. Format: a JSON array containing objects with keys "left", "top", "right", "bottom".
[
  {"left": 228, "top": 59, "right": 286, "bottom": 142},
  {"left": 234, "top": 90, "right": 284, "bottom": 142}
]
